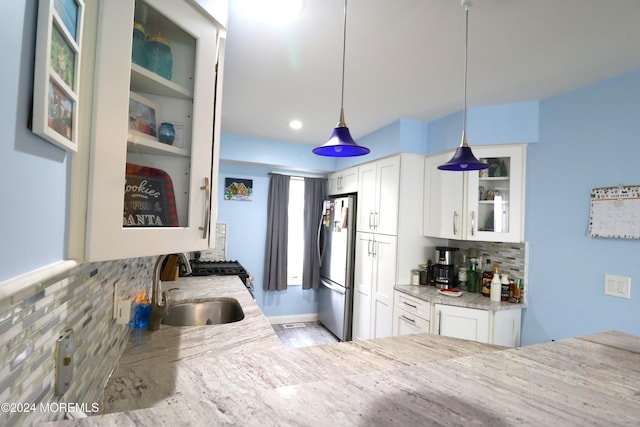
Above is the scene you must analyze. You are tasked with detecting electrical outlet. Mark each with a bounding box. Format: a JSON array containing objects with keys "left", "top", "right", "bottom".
[
  {"left": 55, "top": 329, "right": 74, "bottom": 396},
  {"left": 604, "top": 274, "right": 631, "bottom": 299},
  {"left": 115, "top": 299, "right": 132, "bottom": 324}
]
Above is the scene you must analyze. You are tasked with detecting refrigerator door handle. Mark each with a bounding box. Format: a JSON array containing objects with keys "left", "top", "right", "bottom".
[
  {"left": 317, "top": 214, "right": 324, "bottom": 265},
  {"left": 321, "top": 278, "right": 346, "bottom": 295}
]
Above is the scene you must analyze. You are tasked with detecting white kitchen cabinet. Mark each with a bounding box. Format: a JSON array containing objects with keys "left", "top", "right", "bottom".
[
  {"left": 434, "top": 304, "right": 522, "bottom": 347},
  {"left": 327, "top": 166, "right": 359, "bottom": 196},
  {"left": 434, "top": 304, "right": 490, "bottom": 343},
  {"left": 423, "top": 144, "right": 527, "bottom": 243},
  {"left": 423, "top": 152, "right": 464, "bottom": 239},
  {"left": 353, "top": 232, "right": 397, "bottom": 340},
  {"left": 356, "top": 156, "right": 400, "bottom": 235},
  {"left": 70, "top": 0, "right": 226, "bottom": 261},
  {"left": 393, "top": 291, "right": 430, "bottom": 336},
  {"left": 352, "top": 153, "right": 427, "bottom": 340},
  {"left": 352, "top": 233, "right": 373, "bottom": 341}
]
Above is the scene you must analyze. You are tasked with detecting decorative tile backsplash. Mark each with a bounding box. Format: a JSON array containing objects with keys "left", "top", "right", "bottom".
[
  {"left": 0, "top": 257, "right": 155, "bottom": 426},
  {"left": 433, "top": 240, "right": 529, "bottom": 303}
]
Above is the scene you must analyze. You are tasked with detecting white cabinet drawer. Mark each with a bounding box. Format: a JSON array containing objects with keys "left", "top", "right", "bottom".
[
  {"left": 394, "top": 309, "right": 430, "bottom": 336},
  {"left": 394, "top": 292, "right": 430, "bottom": 319}
]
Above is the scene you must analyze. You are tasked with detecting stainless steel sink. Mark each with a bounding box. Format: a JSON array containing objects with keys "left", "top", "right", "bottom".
[{"left": 161, "top": 297, "right": 244, "bottom": 326}]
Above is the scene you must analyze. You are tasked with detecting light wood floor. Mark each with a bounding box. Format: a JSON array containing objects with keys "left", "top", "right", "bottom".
[{"left": 271, "top": 321, "right": 339, "bottom": 348}]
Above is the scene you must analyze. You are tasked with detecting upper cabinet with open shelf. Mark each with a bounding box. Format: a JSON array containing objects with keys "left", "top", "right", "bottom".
[
  {"left": 424, "top": 144, "right": 527, "bottom": 243},
  {"left": 70, "top": 0, "right": 227, "bottom": 262}
]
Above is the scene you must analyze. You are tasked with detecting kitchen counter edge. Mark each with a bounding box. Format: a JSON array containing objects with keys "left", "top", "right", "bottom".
[{"left": 395, "top": 284, "right": 526, "bottom": 311}]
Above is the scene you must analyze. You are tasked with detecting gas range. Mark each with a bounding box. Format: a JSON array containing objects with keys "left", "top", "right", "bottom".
[
  {"left": 186, "top": 260, "right": 254, "bottom": 297},
  {"left": 189, "top": 260, "right": 247, "bottom": 276}
]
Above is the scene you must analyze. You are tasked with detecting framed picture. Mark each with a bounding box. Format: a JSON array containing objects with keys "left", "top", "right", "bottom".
[
  {"left": 224, "top": 178, "right": 253, "bottom": 201},
  {"left": 32, "top": 0, "right": 84, "bottom": 152},
  {"left": 128, "top": 92, "right": 158, "bottom": 139}
]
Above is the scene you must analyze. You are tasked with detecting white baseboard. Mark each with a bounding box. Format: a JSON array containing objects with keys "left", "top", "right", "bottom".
[{"left": 267, "top": 313, "right": 319, "bottom": 325}]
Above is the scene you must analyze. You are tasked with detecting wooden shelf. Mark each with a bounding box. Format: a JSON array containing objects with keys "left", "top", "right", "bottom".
[
  {"left": 130, "top": 63, "right": 193, "bottom": 99},
  {"left": 127, "top": 131, "right": 189, "bottom": 157}
]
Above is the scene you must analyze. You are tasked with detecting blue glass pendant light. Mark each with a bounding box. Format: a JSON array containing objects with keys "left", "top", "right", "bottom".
[
  {"left": 313, "top": 0, "right": 370, "bottom": 157},
  {"left": 438, "top": 0, "right": 488, "bottom": 171}
]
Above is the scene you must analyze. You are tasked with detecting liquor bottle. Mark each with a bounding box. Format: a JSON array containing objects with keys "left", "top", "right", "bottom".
[
  {"left": 467, "top": 261, "right": 480, "bottom": 293},
  {"left": 490, "top": 264, "right": 502, "bottom": 302},
  {"left": 481, "top": 259, "right": 493, "bottom": 297},
  {"left": 501, "top": 274, "right": 510, "bottom": 301},
  {"left": 513, "top": 279, "right": 522, "bottom": 303}
]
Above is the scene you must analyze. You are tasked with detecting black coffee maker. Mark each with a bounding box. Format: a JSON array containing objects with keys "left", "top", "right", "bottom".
[{"left": 434, "top": 246, "right": 459, "bottom": 289}]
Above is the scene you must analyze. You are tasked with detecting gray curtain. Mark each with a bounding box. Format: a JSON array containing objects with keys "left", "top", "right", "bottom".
[
  {"left": 264, "top": 174, "right": 290, "bottom": 291},
  {"left": 302, "top": 178, "right": 327, "bottom": 290}
]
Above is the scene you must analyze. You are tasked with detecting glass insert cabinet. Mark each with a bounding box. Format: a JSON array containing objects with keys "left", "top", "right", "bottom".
[
  {"left": 467, "top": 145, "right": 525, "bottom": 242},
  {"left": 476, "top": 157, "right": 511, "bottom": 233},
  {"left": 423, "top": 144, "right": 526, "bottom": 243},
  {"left": 71, "top": 0, "right": 226, "bottom": 261}
]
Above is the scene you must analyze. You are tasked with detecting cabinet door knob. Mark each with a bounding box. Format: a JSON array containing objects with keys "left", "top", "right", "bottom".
[{"left": 199, "top": 177, "right": 211, "bottom": 239}]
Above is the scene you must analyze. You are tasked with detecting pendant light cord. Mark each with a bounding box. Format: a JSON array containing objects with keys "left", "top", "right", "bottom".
[
  {"left": 338, "top": 0, "right": 348, "bottom": 126},
  {"left": 462, "top": 3, "right": 470, "bottom": 143}
]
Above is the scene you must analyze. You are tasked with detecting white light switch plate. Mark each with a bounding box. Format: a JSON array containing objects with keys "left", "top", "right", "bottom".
[
  {"left": 604, "top": 274, "right": 631, "bottom": 299},
  {"left": 113, "top": 280, "right": 120, "bottom": 320},
  {"left": 115, "top": 299, "right": 132, "bottom": 324}
]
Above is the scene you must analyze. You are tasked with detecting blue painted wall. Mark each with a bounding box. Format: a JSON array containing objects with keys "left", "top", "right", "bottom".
[
  {"left": 523, "top": 69, "right": 640, "bottom": 344},
  {"left": 220, "top": 133, "right": 336, "bottom": 172},
  {"left": 336, "top": 119, "right": 429, "bottom": 169},
  {"left": 427, "top": 101, "right": 540, "bottom": 152},
  {"left": 426, "top": 75, "right": 640, "bottom": 345},
  {"left": 0, "top": 1, "right": 69, "bottom": 282},
  {"left": 217, "top": 161, "right": 320, "bottom": 317}
]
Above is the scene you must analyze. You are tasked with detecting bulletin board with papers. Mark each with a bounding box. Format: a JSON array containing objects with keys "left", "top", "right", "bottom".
[{"left": 588, "top": 185, "right": 640, "bottom": 239}]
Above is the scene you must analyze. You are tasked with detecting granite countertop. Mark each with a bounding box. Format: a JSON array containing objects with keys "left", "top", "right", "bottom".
[
  {"left": 395, "top": 284, "right": 527, "bottom": 311},
  {"left": 46, "top": 277, "right": 640, "bottom": 426}
]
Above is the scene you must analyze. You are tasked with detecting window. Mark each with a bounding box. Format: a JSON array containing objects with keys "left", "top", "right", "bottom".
[{"left": 287, "top": 177, "right": 305, "bottom": 285}]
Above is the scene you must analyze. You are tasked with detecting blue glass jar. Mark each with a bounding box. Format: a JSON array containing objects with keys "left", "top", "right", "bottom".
[
  {"left": 144, "top": 35, "right": 172, "bottom": 80},
  {"left": 132, "top": 22, "right": 146, "bottom": 67},
  {"left": 158, "top": 122, "right": 175, "bottom": 144}
]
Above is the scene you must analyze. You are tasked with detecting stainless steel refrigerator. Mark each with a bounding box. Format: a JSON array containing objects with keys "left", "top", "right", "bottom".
[{"left": 317, "top": 195, "right": 356, "bottom": 341}]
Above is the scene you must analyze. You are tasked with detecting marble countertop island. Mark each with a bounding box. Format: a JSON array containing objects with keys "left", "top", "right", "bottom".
[{"left": 47, "top": 276, "right": 640, "bottom": 426}]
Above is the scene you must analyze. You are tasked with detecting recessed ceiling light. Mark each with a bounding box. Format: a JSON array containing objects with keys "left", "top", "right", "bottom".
[{"left": 289, "top": 120, "right": 303, "bottom": 130}]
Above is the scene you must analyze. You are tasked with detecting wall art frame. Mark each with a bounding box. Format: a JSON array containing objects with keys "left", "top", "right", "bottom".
[
  {"left": 128, "top": 91, "right": 158, "bottom": 140},
  {"left": 224, "top": 178, "right": 253, "bottom": 201},
  {"left": 32, "top": 0, "right": 85, "bottom": 152}
]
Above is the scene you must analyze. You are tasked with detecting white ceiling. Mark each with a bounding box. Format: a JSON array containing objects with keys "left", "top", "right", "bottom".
[{"left": 220, "top": 0, "right": 640, "bottom": 145}]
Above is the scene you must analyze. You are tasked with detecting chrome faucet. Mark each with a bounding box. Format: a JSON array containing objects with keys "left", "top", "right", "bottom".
[{"left": 148, "top": 253, "right": 192, "bottom": 331}]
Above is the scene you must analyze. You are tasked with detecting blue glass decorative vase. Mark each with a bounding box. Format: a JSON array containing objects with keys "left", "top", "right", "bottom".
[
  {"left": 132, "top": 22, "right": 146, "bottom": 67},
  {"left": 158, "top": 122, "right": 175, "bottom": 144},
  {"left": 144, "top": 35, "right": 172, "bottom": 80}
]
